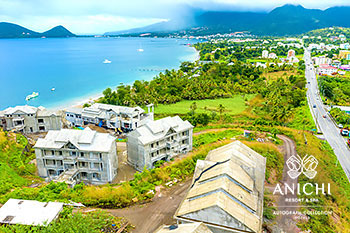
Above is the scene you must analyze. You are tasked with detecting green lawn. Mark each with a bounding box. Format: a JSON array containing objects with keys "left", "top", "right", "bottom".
[
  {"left": 247, "top": 58, "right": 268, "bottom": 63},
  {"left": 153, "top": 95, "right": 255, "bottom": 115}
]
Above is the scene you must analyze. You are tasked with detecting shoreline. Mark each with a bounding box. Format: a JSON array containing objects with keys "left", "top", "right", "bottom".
[{"left": 50, "top": 44, "right": 200, "bottom": 111}]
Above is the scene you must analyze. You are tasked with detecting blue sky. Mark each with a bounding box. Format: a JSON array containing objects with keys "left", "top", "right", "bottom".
[{"left": 0, "top": 0, "right": 349, "bottom": 34}]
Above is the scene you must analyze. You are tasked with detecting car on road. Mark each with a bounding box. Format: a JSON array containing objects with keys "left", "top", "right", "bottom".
[
  {"left": 341, "top": 129, "right": 349, "bottom": 136},
  {"left": 323, "top": 114, "right": 327, "bottom": 118},
  {"left": 313, "top": 105, "right": 316, "bottom": 108},
  {"left": 339, "top": 124, "right": 344, "bottom": 129}
]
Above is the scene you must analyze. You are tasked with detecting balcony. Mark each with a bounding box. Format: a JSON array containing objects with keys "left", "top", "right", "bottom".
[
  {"left": 44, "top": 155, "right": 63, "bottom": 160},
  {"left": 166, "top": 141, "right": 179, "bottom": 149}
]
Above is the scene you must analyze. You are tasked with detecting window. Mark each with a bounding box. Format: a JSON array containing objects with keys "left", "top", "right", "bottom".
[
  {"left": 92, "top": 173, "right": 100, "bottom": 180},
  {"left": 3, "top": 216, "right": 14, "bottom": 223},
  {"left": 151, "top": 143, "right": 154, "bottom": 148},
  {"left": 80, "top": 152, "right": 85, "bottom": 157},
  {"left": 51, "top": 150, "right": 55, "bottom": 155},
  {"left": 81, "top": 172, "right": 87, "bottom": 179},
  {"left": 99, "top": 153, "right": 102, "bottom": 160},
  {"left": 48, "top": 170, "right": 56, "bottom": 176},
  {"left": 45, "top": 159, "right": 55, "bottom": 166},
  {"left": 71, "top": 151, "right": 77, "bottom": 156},
  {"left": 100, "top": 163, "right": 103, "bottom": 171},
  {"left": 38, "top": 119, "right": 44, "bottom": 123},
  {"left": 58, "top": 151, "right": 62, "bottom": 156},
  {"left": 39, "top": 126, "right": 45, "bottom": 131}
]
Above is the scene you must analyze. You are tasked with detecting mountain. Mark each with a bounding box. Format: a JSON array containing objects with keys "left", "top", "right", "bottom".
[
  {"left": 41, "top": 25, "right": 75, "bottom": 38},
  {"left": 0, "top": 22, "right": 40, "bottom": 38},
  {"left": 0, "top": 22, "right": 76, "bottom": 38},
  {"left": 105, "top": 4, "right": 350, "bottom": 36}
]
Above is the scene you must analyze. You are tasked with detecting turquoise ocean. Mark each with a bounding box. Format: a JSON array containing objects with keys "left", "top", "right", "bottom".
[{"left": 0, "top": 37, "right": 199, "bottom": 109}]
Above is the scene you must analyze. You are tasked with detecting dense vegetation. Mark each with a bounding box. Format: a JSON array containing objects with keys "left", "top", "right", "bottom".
[
  {"left": 318, "top": 76, "right": 350, "bottom": 105},
  {"left": 304, "top": 27, "right": 350, "bottom": 39},
  {"left": 194, "top": 42, "right": 303, "bottom": 62},
  {"left": 0, "top": 130, "right": 39, "bottom": 195},
  {"left": 99, "top": 62, "right": 263, "bottom": 106}
]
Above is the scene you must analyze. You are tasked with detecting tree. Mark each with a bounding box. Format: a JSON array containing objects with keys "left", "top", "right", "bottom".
[
  {"left": 190, "top": 102, "right": 197, "bottom": 114},
  {"left": 218, "top": 104, "right": 225, "bottom": 115}
]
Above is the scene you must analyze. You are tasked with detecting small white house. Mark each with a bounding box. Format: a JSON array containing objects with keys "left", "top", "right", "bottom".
[{"left": 0, "top": 199, "right": 63, "bottom": 226}]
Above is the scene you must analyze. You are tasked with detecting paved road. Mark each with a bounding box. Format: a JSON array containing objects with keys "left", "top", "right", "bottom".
[{"left": 304, "top": 49, "right": 350, "bottom": 181}]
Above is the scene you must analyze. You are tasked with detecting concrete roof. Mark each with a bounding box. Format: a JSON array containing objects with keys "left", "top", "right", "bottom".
[
  {"left": 0, "top": 199, "right": 63, "bottom": 226},
  {"left": 82, "top": 107, "right": 107, "bottom": 119},
  {"left": 129, "top": 116, "right": 193, "bottom": 145},
  {"left": 2, "top": 105, "right": 38, "bottom": 115},
  {"left": 65, "top": 107, "right": 83, "bottom": 115},
  {"left": 37, "top": 108, "right": 60, "bottom": 117},
  {"left": 175, "top": 141, "right": 266, "bottom": 233},
  {"left": 91, "top": 103, "right": 145, "bottom": 116},
  {"left": 154, "top": 222, "right": 213, "bottom": 233},
  {"left": 34, "top": 127, "right": 115, "bottom": 152}
]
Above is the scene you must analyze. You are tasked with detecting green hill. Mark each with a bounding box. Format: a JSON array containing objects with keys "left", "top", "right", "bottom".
[{"left": 0, "top": 22, "right": 76, "bottom": 38}]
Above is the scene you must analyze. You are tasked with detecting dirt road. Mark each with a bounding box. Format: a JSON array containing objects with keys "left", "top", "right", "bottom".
[
  {"left": 275, "top": 135, "right": 301, "bottom": 233},
  {"left": 107, "top": 179, "right": 191, "bottom": 233}
]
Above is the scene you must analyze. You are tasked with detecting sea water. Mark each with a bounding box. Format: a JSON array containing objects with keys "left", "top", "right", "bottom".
[{"left": 0, "top": 37, "right": 199, "bottom": 109}]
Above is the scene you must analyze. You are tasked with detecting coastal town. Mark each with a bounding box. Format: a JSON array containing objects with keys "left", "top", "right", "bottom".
[{"left": 2, "top": 1, "right": 350, "bottom": 233}]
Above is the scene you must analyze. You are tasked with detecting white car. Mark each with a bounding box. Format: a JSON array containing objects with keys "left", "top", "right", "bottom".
[{"left": 339, "top": 124, "right": 344, "bottom": 129}]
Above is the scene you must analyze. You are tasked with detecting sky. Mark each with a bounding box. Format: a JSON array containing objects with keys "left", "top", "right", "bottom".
[{"left": 0, "top": 0, "right": 349, "bottom": 34}]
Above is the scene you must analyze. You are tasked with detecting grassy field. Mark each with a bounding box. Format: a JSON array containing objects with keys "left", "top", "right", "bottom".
[
  {"left": 262, "top": 70, "right": 299, "bottom": 81},
  {"left": 153, "top": 95, "right": 255, "bottom": 115}
]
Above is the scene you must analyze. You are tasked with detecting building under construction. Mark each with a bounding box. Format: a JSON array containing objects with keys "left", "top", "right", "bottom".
[{"left": 174, "top": 141, "right": 266, "bottom": 233}]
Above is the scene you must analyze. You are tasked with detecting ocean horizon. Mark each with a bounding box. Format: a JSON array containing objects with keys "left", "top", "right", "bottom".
[{"left": 0, "top": 37, "right": 199, "bottom": 110}]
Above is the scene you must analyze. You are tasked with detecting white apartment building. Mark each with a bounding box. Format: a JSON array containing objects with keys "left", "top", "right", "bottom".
[
  {"left": 34, "top": 127, "right": 118, "bottom": 185},
  {"left": 0, "top": 105, "right": 61, "bottom": 133},
  {"left": 312, "top": 56, "right": 332, "bottom": 66},
  {"left": 127, "top": 116, "right": 193, "bottom": 171},
  {"left": 65, "top": 103, "right": 154, "bottom": 132}
]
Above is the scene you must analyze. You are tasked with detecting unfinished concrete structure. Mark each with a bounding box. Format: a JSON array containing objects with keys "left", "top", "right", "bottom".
[
  {"left": 127, "top": 116, "right": 193, "bottom": 171},
  {"left": 34, "top": 127, "right": 118, "bottom": 185},
  {"left": 0, "top": 105, "right": 61, "bottom": 133},
  {"left": 65, "top": 103, "right": 154, "bottom": 132},
  {"left": 154, "top": 222, "right": 213, "bottom": 233},
  {"left": 174, "top": 141, "right": 266, "bottom": 233}
]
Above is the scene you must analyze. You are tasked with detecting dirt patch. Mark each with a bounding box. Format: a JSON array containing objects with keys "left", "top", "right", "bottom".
[
  {"left": 106, "top": 179, "right": 191, "bottom": 233},
  {"left": 113, "top": 142, "right": 137, "bottom": 183},
  {"left": 265, "top": 135, "right": 302, "bottom": 233}
]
